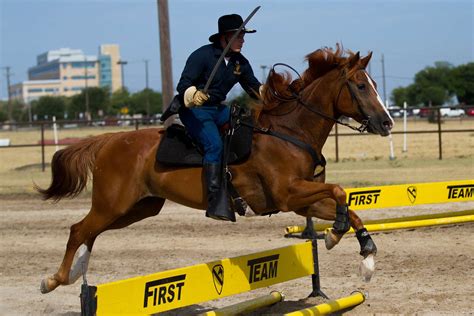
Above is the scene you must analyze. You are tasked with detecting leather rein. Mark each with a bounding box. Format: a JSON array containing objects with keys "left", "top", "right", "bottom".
[
  {"left": 265, "top": 63, "right": 371, "bottom": 133},
  {"left": 234, "top": 63, "right": 375, "bottom": 169}
]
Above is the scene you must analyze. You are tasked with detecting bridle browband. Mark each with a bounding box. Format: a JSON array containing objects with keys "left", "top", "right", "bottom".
[{"left": 265, "top": 63, "right": 371, "bottom": 133}]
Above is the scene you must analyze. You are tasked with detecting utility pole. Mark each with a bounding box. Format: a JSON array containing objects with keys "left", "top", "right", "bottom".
[
  {"left": 2, "top": 66, "right": 13, "bottom": 122},
  {"left": 144, "top": 59, "right": 150, "bottom": 116},
  {"left": 117, "top": 60, "right": 128, "bottom": 90},
  {"left": 260, "top": 65, "right": 268, "bottom": 83},
  {"left": 381, "top": 54, "right": 387, "bottom": 104},
  {"left": 157, "top": 0, "right": 173, "bottom": 112}
]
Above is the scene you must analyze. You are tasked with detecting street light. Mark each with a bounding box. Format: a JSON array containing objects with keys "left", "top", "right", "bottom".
[{"left": 117, "top": 60, "right": 128, "bottom": 90}]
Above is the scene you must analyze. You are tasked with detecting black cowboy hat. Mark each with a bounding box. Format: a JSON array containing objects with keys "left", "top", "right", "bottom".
[{"left": 209, "top": 14, "right": 256, "bottom": 42}]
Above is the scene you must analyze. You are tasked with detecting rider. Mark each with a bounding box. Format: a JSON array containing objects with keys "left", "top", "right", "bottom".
[{"left": 176, "top": 13, "right": 263, "bottom": 222}]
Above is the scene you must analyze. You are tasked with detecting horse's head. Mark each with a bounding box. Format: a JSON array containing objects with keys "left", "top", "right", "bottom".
[
  {"left": 260, "top": 45, "right": 394, "bottom": 136},
  {"left": 333, "top": 51, "right": 394, "bottom": 136}
]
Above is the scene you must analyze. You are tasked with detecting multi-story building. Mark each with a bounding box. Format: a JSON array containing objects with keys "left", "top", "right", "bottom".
[{"left": 10, "top": 44, "right": 123, "bottom": 103}]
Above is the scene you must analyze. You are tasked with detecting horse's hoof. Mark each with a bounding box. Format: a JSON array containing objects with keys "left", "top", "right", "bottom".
[
  {"left": 359, "top": 254, "right": 375, "bottom": 282},
  {"left": 324, "top": 228, "right": 342, "bottom": 250},
  {"left": 40, "top": 277, "right": 58, "bottom": 294}
]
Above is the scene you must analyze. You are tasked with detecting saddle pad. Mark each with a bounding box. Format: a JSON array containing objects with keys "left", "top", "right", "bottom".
[{"left": 156, "top": 122, "right": 253, "bottom": 167}]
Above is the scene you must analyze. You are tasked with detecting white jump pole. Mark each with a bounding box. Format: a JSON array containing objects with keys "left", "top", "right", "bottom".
[
  {"left": 52, "top": 116, "right": 59, "bottom": 152},
  {"left": 403, "top": 101, "right": 407, "bottom": 152},
  {"left": 386, "top": 100, "right": 395, "bottom": 160}
]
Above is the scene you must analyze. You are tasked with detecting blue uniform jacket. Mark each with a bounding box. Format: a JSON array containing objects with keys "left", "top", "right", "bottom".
[{"left": 177, "top": 43, "right": 261, "bottom": 105}]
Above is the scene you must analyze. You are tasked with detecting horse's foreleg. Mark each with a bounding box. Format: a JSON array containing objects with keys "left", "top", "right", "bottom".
[
  {"left": 348, "top": 209, "right": 377, "bottom": 257},
  {"left": 288, "top": 181, "right": 350, "bottom": 236}
]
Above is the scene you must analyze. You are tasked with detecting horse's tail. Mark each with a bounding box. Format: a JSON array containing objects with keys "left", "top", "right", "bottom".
[{"left": 36, "top": 133, "right": 115, "bottom": 201}]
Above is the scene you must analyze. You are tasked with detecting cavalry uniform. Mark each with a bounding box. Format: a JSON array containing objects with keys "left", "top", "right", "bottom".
[
  {"left": 175, "top": 13, "right": 261, "bottom": 222},
  {"left": 177, "top": 43, "right": 261, "bottom": 163}
]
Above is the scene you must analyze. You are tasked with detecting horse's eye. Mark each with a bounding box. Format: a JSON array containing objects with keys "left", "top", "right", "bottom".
[{"left": 357, "top": 84, "right": 366, "bottom": 90}]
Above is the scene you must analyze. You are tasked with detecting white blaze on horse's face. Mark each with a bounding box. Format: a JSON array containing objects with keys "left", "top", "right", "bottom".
[
  {"left": 364, "top": 72, "right": 392, "bottom": 120},
  {"left": 363, "top": 72, "right": 395, "bottom": 134}
]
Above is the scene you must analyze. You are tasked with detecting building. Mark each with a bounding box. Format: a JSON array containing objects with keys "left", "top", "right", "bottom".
[{"left": 10, "top": 45, "right": 123, "bottom": 103}]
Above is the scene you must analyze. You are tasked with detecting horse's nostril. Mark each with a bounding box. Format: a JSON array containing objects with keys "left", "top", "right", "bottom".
[{"left": 383, "top": 121, "right": 393, "bottom": 130}]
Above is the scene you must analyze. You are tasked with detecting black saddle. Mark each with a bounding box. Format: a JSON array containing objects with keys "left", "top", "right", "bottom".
[{"left": 156, "top": 117, "right": 253, "bottom": 167}]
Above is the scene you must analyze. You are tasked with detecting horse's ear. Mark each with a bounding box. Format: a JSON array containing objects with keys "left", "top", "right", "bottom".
[
  {"left": 348, "top": 52, "right": 360, "bottom": 69},
  {"left": 360, "top": 51, "right": 373, "bottom": 69}
]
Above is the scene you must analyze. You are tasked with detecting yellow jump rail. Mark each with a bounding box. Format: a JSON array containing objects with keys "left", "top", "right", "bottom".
[
  {"left": 284, "top": 291, "right": 365, "bottom": 316},
  {"left": 81, "top": 241, "right": 327, "bottom": 315}
]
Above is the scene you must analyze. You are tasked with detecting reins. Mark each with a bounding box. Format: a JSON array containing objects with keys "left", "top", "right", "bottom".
[{"left": 265, "top": 63, "right": 370, "bottom": 133}]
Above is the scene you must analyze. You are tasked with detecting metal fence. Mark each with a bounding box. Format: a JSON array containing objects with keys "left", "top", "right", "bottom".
[{"left": 0, "top": 107, "right": 473, "bottom": 171}]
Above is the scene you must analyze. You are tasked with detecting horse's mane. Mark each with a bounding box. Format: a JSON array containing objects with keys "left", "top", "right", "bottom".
[{"left": 258, "top": 44, "right": 356, "bottom": 114}]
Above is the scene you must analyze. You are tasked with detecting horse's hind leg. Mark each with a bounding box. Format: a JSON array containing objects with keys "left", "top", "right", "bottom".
[
  {"left": 41, "top": 197, "right": 166, "bottom": 294},
  {"left": 40, "top": 208, "right": 120, "bottom": 293},
  {"left": 105, "top": 197, "right": 165, "bottom": 231}
]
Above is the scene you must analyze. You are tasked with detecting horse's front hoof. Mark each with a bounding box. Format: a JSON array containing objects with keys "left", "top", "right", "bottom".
[
  {"left": 40, "top": 277, "right": 58, "bottom": 294},
  {"left": 324, "top": 228, "right": 342, "bottom": 250},
  {"left": 359, "top": 254, "right": 375, "bottom": 282}
]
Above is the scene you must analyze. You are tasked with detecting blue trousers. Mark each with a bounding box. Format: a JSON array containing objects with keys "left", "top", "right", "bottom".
[{"left": 179, "top": 104, "right": 230, "bottom": 163}]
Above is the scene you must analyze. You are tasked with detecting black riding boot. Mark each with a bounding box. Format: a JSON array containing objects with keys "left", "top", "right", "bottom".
[{"left": 204, "top": 163, "right": 236, "bottom": 222}]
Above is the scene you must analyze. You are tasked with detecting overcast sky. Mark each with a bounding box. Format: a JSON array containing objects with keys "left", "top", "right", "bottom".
[{"left": 1, "top": 0, "right": 473, "bottom": 103}]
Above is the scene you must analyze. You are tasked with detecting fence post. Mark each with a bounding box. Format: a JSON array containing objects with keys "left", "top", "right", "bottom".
[
  {"left": 403, "top": 101, "right": 407, "bottom": 152},
  {"left": 335, "top": 123, "right": 339, "bottom": 163},
  {"left": 41, "top": 123, "right": 45, "bottom": 172},
  {"left": 437, "top": 108, "right": 442, "bottom": 160}
]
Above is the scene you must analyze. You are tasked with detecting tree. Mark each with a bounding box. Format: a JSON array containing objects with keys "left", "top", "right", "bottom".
[
  {"left": 129, "top": 88, "right": 163, "bottom": 115},
  {"left": 391, "top": 86, "right": 410, "bottom": 107},
  {"left": 0, "top": 101, "right": 8, "bottom": 122},
  {"left": 390, "top": 61, "right": 474, "bottom": 106},
  {"left": 69, "top": 87, "right": 110, "bottom": 119},
  {"left": 451, "top": 63, "right": 474, "bottom": 104},
  {"left": 109, "top": 88, "right": 131, "bottom": 115},
  {"left": 32, "top": 96, "right": 67, "bottom": 120}
]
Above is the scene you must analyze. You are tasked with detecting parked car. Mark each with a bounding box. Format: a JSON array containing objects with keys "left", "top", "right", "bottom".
[
  {"left": 388, "top": 106, "right": 403, "bottom": 118},
  {"left": 439, "top": 107, "right": 465, "bottom": 117},
  {"left": 418, "top": 108, "right": 433, "bottom": 118},
  {"left": 465, "top": 108, "right": 474, "bottom": 117}
]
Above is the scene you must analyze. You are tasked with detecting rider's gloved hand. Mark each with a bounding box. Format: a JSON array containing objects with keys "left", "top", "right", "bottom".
[{"left": 184, "top": 86, "right": 209, "bottom": 107}]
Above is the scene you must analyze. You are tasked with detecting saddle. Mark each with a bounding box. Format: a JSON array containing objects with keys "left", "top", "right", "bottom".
[{"left": 156, "top": 110, "right": 253, "bottom": 167}]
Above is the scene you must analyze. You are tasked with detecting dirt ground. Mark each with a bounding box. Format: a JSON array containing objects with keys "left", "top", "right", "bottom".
[{"left": 0, "top": 197, "right": 473, "bottom": 315}]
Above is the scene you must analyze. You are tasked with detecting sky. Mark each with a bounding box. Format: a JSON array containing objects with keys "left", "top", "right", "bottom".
[{"left": 1, "top": 0, "right": 473, "bottom": 104}]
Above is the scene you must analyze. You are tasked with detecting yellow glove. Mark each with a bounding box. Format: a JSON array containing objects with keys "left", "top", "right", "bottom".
[
  {"left": 184, "top": 86, "right": 209, "bottom": 107},
  {"left": 193, "top": 90, "right": 209, "bottom": 106}
]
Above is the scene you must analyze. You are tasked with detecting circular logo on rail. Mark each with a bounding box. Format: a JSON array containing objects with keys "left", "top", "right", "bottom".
[
  {"left": 212, "top": 264, "right": 224, "bottom": 295},
  {"left": 407, "top": 186, "right": 417, "bottom": 204}
]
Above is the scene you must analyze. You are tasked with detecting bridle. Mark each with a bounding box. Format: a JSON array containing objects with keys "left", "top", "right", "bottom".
[{"left": 265, "top": 63, "right": 371, "bottom": 133}]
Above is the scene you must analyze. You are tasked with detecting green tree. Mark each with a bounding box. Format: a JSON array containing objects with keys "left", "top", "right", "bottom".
[
  {"left": 69, "top": 87, "right": 110, "bottom": 119},
  {"left": 0, "top": 101, "right": 8, "bottom": 122},
  {"left": 451, "top": 63, "right": 474, "bottom": 104},
  {"left": 32, "top": 96, "right": 67, "bottom": 120},
  {"left": 129, "top": 88, "right": 163, "bottom": 115},
  {"left": 412, "top": 61, "right": 454, "bottom": 106},
  {"left": 109, "top": 88, "right": 131, "bottom": 115},
  {"left": 391, "top": 86, "right": 410, "bottom": 107}
]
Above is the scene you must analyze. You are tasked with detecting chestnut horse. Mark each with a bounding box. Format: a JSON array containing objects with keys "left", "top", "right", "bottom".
[{"left": 38, "top": 45, "right": 393, "bottom": 293}]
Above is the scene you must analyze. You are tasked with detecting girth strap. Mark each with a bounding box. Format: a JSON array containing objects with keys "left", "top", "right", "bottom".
[{"left": 238, "top": 120, "right": 326, "bottom": 169}]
